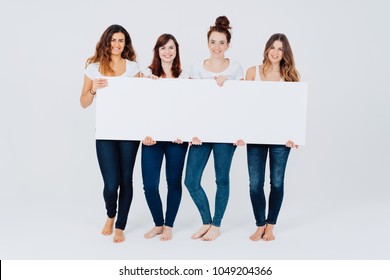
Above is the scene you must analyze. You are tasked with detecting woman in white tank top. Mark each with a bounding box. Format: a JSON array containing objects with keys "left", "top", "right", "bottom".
[{"left": 245, "top": 33, "right": 300, "bottom": 242}]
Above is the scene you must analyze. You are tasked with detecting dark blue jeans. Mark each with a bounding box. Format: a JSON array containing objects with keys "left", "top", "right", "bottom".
[
  {"left": 96, "top": 140, "right": 140, "bottom": 230},
  {"left": 141, "top": 141, "right": 188, "bottom": 227},
  {"left": 184, "top": 143, "right": 236, "bottom": 227},
  {"left": 247, "top": 144, "right": 290, "bottom": 226}
]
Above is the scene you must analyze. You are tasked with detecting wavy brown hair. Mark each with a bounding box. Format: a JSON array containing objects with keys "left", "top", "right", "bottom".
[
  {"left": 262, "top": 33, "right": 300, "bottom": 82},
  {"left": 149, "top": 34, "right": 182, "bottom": 78},
  {"left": 85, "top": 24, "right": 136, "bottom": 76},
  {"left": 207, "top": 15, "right": 232, "bottom": 43}
]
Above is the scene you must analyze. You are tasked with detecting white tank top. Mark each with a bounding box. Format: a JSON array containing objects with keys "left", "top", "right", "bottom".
[{"left": 255, "top": 65, "right": 284, "bottom": 81}]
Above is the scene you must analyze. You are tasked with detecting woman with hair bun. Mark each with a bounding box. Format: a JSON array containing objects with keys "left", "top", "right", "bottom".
[
  {"left": 184, "top": 16, "right": 244, "bottom": 241},
  {"left": 245, "top": 33, "right": 299, "bottom": 241},
  {"left": 141, "top": 34, "right": 189, "bottom": 241},
  {"left": 80, "top": 24, "right": 140, "bottom": 243}
]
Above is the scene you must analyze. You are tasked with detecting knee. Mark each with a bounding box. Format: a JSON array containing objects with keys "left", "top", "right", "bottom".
[
  {"left": 184, "top": 176, "right": 200, "bottom": 192},
  {"left": 166, "top": 178, "right": 182, "bottom": 190},
  {"left": 143, "top": 184, "right": 159, "bottom": 193},
  {"left": 270, "top": 174, "right": 285, "bottom": 189},
  {"left": 270, "top": 180, "right": 284, "bottom": 190},
  {"left": 103, "top": 181, "right": 119, "bottom": 195},
  {"left": 249, "top": 176, "right": 264, "bottom": 192}
]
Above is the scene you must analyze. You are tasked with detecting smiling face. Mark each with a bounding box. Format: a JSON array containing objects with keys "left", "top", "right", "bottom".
[
  {"left": 110, "top": 32, "right": 125, "bottom": 56},
  {"left": 158, "top": 39, "right": 177, "bottom": 64},
  {"left": 267, "top": 40, "right": 284, "bottom": 64},
  {"left": 208, "top": 31, "right": 229, "bottom": 58}
]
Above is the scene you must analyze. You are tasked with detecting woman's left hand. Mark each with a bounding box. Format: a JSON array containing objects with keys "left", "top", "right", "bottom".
[
  {"left": 234, "top": 139, "right": 245, "bottom": 146},
  {"left": 286, "top": 140, "right": 299, "bottom": 149},
  {"left": 215, "top": 75, "right": 228, "bottom": 87},
  {"left": 173, "top": 138, "right": 184, "bottom": 144}
]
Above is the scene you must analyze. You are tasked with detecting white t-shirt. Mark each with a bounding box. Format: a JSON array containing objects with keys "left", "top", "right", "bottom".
[
  {"left": 84, "top": 60, "right": 139, "bottom": 79},
  {"left": 141, "top": 67, "right": 190, "bottom": 79},
  {"left": 191, "top": 59, "right": 244, "bottom": 80}
]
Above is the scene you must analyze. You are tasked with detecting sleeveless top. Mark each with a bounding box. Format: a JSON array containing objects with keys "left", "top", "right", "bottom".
[{"left": 255, "top": 65, "right": 284, "bottom": 81}]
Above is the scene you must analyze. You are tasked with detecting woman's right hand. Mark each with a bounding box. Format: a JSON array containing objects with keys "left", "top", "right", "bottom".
[
  {"left": 92, "top": 78, "right": 108, "bottom": 92},
  {"left": 190, "top": 137, "right": 202, "bottom": 146},
  {"left": 215, "top": 75, "right": 228, "bottom": 87},
  {"left": 286, "top": 140, "right": 299, "bottom": 149},
  {"left": 143, "top": 136, "right": 156, "bottom": 146},
  {"left": 149, "top": 74, "right": 159, "bottom": 80}
]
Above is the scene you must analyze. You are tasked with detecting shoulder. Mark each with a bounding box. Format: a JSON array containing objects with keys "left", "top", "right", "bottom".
[
  {"left": 84, "top": 62, "right": 100, "bottom": 79},
  {"left": 191, "top": 60, "right": 204, "bottom": 70},
  {"left": 245, "top": 66, "right": 256, "bottom": 80},
  {"left": 125, "top": 60, "right": 140, "bottom": 76},
  {"left": 141, "top": 67, "right": 152, "bottom": 77},
  {"left": 179, "top": 70, "right": 190, "bottom": 79},
  {"left": 126, "top": 60, "right": 139, "bottom": 69},
  {"left": 228, "top": 59, "right": 243, "bottom": 73}
]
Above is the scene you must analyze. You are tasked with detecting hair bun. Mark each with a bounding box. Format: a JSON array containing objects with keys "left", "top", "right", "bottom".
[{"left": 215, "top": 15, "right": 231, "bottom": 30}]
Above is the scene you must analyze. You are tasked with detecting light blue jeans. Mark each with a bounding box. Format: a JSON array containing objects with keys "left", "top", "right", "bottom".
[{"left": 184, "top": 143, "right": 236, "bottom": 227}]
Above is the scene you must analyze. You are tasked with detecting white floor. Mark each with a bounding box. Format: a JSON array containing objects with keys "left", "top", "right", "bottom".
[{"left": 1, "top": 146, "right": 389, "bottom": 260}]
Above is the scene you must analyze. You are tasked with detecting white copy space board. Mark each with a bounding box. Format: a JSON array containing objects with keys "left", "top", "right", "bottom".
[{"left": 96, "top": 78, "right": 308, "bottom": 145}]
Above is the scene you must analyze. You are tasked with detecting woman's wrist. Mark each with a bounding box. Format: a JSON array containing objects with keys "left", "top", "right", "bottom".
[{"left": 89, "top": 88, "right": 96, "bottom": 95}]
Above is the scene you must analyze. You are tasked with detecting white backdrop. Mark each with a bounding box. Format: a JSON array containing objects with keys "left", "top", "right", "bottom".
[{"left": 0, "top": 0, "right": 389, "bottom": 261}]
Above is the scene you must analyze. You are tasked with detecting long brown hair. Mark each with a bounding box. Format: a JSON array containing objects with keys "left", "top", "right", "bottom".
[
  {"left": 86, "top": 24, "right": 136, "bottom": 76},
  {"left": 149, "top": 34, "right": 182, "bottom": 78},
  {"left": 207, "top": 15, "right": 232, "bottom": 43},
  {"left": 262, "top": 33, "right": 300, "bottom": 82}
]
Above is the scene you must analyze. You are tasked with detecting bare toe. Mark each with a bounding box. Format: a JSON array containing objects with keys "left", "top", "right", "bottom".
[
  {"left": 191, "top": 225, "right": 211, "bottom": 239},
  {"left": 160, "top": 226, "right": 173, "bottom": 241},
  {"left": 144, "top": 226, "right": 164, "bottom": 239},
  {"left": 201, "top": 226, "right": 221, "bottom": 241},
  {"left": 249, "top": 226, "right": 265, "bottom": 241},
  {"left": 262, "top": 224, "right": 275, "bottom": 241},
  {"left": 113, "top": 229, "right": 125, "bottom": 243},
  {"left": 101, "top": 218, "right": 115, "bottom": 236}
]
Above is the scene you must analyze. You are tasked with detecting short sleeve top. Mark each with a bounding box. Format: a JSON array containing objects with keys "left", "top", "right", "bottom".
[
  {"left": 191, "top": 59, "right": 244, "bottom": 80},
  {"left": 84, "top": 60, "right": 140, "bottom": 79}
]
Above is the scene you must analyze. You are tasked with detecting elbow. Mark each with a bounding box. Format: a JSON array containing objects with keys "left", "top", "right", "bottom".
[{"left": 80, "top": 98, "right": 89, "bottom": 109}]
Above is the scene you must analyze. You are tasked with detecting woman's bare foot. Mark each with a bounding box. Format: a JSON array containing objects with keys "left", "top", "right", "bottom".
[
  {"left": 144, "top": 226, "right": 164, "bottom": 239},
  {"left": 160, "top": 226, "right": 173, "bottom": 241},
  {"left": 191, "top": 224, "right": 211, "bottom": 239},
  {"left": 113, "top": 229, "right": 125, "bottom": 243},
  {"left": 262, "top": 224, "right": 275, "bottom": 241},
  {"left": 249, "top": 226, "right": 266, "bottom": 241},
  {"left": 201, "top": 225, "right": 221, "bottom": 241},
  {"left": 101, "top": 217, "right": 115, "bottom": 236}
]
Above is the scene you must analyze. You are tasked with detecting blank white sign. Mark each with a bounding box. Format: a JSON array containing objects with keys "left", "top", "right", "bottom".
[{"left": 96, "top": 78, "right": 308, "bottom": 145}]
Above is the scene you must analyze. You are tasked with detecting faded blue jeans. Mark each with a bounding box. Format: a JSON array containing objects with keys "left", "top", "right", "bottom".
[
  {"left": 247, "top": 144, "right": 290, "bottom": 226},
  {"left": 96, "top": 140, "right": 140, "bottom": 230},
  {"left": 184, "top": 143, "right": 236, "bottom": 227},
  {"left": 141, "top": 141, "right": 188, "bottom": 227}
]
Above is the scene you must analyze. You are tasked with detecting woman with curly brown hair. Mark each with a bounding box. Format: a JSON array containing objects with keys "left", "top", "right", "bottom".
[
  {"left": 245, "top": 33, "right": 299, "bottom": 241},
  {"left": 80, "top": 24, "right": 140, "bottom": 243}
]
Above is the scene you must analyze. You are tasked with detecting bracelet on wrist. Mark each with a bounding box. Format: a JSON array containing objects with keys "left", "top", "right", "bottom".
[{"left": 90, "top": 89, "right": 96, "bottom": 95}]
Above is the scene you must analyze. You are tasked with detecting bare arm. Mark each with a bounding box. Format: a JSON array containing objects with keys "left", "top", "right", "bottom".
[
  {"left": 245, "top": 66, "right": 256, "bottom": 81},
  {"left": 80, "top": 75, "right": 108, "bottom": 108}
]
